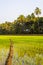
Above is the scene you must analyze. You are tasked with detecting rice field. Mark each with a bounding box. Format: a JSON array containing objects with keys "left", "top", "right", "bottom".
[{"left": 0, "top": 35, "right": 43, "bottom": 65}]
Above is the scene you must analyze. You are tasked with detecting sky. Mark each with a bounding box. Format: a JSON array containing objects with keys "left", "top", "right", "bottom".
[{"left": 0, "top": 0, "right": 43, "bottom": 23}]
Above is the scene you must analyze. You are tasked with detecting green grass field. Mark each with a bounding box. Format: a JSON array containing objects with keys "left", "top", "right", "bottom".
[
  {"left": 0, "top": 35, "right": 43, "bottom": 47},
  {"left": 0, "top": 35, "right": 43, "bottom": 65},
  {"left": 0, "top": 35, "right": 43, "bottom": 53}
]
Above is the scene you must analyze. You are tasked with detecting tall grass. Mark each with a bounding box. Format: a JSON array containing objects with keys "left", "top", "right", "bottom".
[{"left": 0, "top": 35, "right": 43, "bottom": 65}]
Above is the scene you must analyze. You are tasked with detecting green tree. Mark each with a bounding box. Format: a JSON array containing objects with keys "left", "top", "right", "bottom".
[
  {"left": 34, "top": 7, "right": 41, "bottom": 17},
  {"left": 17, "top": 15, "right": 26, "bottom": 23},
  {"left": 26, "top": 15, "right": 31, "bottom": 22},
  {"left": 31, "top": 13, "right": 35, "bottom": 22}
]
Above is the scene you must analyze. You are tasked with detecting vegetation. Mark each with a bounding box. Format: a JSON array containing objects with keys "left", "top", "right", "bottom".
[
  {"left": 0, "top": 35, "right": 43, "bottom": 65},
  {"left": 0, "top": 7, "right": 43, "bottom": 34},
  {"left": 0, "top": 7, "right": 43, "bottom": 65}
]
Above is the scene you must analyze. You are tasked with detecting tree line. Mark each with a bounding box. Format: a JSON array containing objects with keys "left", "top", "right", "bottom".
[{"left": 0, "top": 7, "right": 43, "bottom": 35}]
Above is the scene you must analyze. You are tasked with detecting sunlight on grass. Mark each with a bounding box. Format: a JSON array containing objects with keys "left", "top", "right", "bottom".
[{"left": 0, "top": 35, "right": 43, "bottom": 65}]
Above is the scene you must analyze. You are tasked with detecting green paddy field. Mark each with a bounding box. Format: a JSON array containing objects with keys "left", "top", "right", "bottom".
[
  {"left": 0, "top": 35, "right": 43, "bottom": 47},
  {"left": 0, "top": 35, "right": 43, "bottom": 65},
  {"left": 0, "top": 35, "right": 43, "bottom": 54}
]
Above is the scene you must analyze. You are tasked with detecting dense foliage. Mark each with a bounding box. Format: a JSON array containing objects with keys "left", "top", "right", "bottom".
[{"left": 0, "top": 7, "right": 43, "bottom": 34}]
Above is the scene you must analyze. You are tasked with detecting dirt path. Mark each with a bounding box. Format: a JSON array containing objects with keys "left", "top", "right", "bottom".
[{"left": 5, "top": 39, "right": 13, "bottom": 65}]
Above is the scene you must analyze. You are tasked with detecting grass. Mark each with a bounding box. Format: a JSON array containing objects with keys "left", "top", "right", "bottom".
[
  {"left": 0, "top": 35, "right": 43, "bottom": 54},
  {"left": 0, "top": 35, "right": 43, "bottom": 46},
  {"left": 0, "top": 35, "right": 43, "bottom": 65}
]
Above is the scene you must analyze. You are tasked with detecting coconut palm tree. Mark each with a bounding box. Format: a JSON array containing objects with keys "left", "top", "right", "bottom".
[
  {"left": 34, "top": 7, "right": 41, "bottom": 17},
  {"left": 17, "top": 15, "right": 26, "bottom": 23}
]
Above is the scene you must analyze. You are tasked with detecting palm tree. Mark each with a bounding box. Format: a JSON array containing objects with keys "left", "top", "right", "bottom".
[
  {"left": 34, "top": 7, "right": 41, "bottom": 17},
  {"left": 26, "top": 15, "right": 31, "bottom": 22},
  {"left": 31, "top": 13, "right": 35, "bottom": 22},
  {"left": 17, "top": 15, "right": 26, "bottom": 23}
]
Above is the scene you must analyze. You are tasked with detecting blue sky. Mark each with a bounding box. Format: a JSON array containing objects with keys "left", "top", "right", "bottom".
[{"left": 0, "top": 0, "right": 43, "bottom": 23}]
